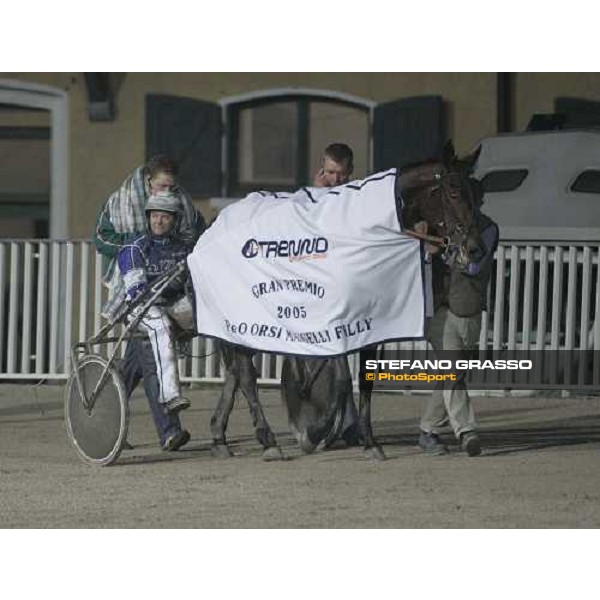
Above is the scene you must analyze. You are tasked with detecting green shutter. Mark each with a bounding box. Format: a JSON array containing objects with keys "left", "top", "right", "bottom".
[
  {"left": 146, "top": 94, "right": 222, "bottom": 196},
  {"left": 374, "top": 95, "right": 446, "bottom": 171}
]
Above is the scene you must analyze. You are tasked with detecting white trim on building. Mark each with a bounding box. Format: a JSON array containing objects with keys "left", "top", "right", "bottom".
[{"left": 0, "top": 79, "right": 69, "bottom": 239}]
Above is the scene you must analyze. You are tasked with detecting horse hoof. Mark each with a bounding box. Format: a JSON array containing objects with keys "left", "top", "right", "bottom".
[
  {"left": 262, "top": 446, "right": 284, "bottom": 461},
  {"left": 211, "top": 443, "right": 233, "bottom": 458},
  {"left": 298, "top": 431, "right": 316, "bottom": 454},
  {"left": 364, "top": 446, "right": 386, "bottom": 461}
]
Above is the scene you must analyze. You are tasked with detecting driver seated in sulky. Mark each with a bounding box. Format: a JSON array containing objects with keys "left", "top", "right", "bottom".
[{"left": 117, "top": 191, "right": 195, "bottom": 415}]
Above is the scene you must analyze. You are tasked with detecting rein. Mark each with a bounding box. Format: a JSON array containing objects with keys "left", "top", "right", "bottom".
[{"left": 403, "top": 229, "right": 445, "bottom": 245}]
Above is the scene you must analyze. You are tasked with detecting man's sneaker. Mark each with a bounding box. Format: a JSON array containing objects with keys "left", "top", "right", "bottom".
[
  {"left": 163, "top": 396, "right": 191, "bottom": 415},
  {"left": 418, "top": 431, "right": 448, "bottom": 455},
  {"left": 461, "top": 432, "right": 482, "bottom": 457},
  {"left": 162, "top": 429, "right": 191, "bottom": 452}
]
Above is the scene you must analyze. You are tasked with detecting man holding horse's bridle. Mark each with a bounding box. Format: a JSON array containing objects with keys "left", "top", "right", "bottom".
[{"left": 418, "top": 180, "right": 499, "bottom": 457}]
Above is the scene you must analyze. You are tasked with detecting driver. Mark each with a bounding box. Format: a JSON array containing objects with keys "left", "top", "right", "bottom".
[{"left": 117, "top": 191, "right": 195, "bottom": 415}]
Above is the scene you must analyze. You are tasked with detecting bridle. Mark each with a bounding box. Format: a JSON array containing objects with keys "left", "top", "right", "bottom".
[{"left": 403, "top": 167, "right": 477, "bottom": 263}]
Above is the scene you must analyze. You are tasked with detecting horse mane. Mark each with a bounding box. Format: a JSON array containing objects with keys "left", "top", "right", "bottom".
[{"left": 398, "top": 159, "right": 446, "bottom": 191}]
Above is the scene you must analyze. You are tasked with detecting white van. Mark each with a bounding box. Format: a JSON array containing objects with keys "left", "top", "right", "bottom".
[{"left": 474, "top": 130, "right": 600, "bottom": 241}]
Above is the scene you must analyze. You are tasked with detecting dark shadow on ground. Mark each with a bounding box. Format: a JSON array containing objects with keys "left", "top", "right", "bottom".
[
  {"left": 375, "top": 413, "right": 600, "bottom": 456},
  {"left": 112, "top": 443, "right": 214, "bottom": 466}
]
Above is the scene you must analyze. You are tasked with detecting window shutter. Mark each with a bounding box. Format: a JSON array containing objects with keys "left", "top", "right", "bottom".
[
  {"left": 146, "top": 95, "right": 222, "bottom": 196},
  {"left": 373, "top": 96, "right": 446, "bottom": 171},
  {"left": 554, "top": 97, "right": 600, "bottom": 129}
]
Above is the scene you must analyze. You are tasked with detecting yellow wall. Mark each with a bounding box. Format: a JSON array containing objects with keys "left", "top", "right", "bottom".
[{"left": 2, "top": 72, "right": 600, "bottom": 239}]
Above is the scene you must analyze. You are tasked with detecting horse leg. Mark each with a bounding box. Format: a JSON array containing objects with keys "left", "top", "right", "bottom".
[
  {"left": 209, "top": 343, "right": 237, "bottom": 457},
  {"left": 281, "top": 357, "right": 315, "bottom": 453},
  {"left": 358, "top": 347, "right": 386, "bottom": 460},
  {"left": 237, "top": 349, "right": 284, "bottom": 461},
  {"left": 281, "top": 357, "right": 344, "bottom": 454},
  {"left": 337, "top": 356, "right": 361, "bottom": 446},
  {"left": 302, "top": 357, "right": 343, "bottom": 452}
]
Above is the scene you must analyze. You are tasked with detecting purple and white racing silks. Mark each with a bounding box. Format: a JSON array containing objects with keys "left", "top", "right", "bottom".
[{"left": 118, "top": 234, "right": 194, "bottom": 404}]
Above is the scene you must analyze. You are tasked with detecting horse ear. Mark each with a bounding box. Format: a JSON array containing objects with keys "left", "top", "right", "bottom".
[
  {"left": 462, "top": 145, "right": 482, "bottom": 172},
  {"left": 442, "top": 140, "right": 456, "bottom": 164}
]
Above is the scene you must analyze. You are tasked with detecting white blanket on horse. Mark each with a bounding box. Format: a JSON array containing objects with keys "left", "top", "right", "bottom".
[{"left": 187, "top": 169, "right": 426, "bottom": 356}]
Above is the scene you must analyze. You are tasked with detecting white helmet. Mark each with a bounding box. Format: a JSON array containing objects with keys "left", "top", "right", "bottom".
[
  {"left": 145, "top": 191, "right": 182, "bottom": 214},
  {"left": 145, "top": 191, "right": 182, "bottom": 235}
]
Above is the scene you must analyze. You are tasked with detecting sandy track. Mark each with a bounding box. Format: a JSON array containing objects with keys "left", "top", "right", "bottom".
[{"left": 1, "top": 383, "right": 599, "bottom": 528}]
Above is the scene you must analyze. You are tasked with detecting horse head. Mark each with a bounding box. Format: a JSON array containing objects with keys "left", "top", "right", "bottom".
[{"left": 398, "top": 141, "right": 483, "bottom": 266}]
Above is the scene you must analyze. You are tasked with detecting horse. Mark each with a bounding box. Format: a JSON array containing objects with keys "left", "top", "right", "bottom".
[
  {"left": 281, "top": 141, "right": 484, "bottom": 460},
  {"left": 207, "top": 141, "right": 482, "bottom": 461}
]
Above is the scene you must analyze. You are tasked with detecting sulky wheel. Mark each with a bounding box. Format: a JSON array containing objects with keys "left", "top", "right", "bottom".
[{"left": 65, "top": 354, "right": 129, "bottom": 466}]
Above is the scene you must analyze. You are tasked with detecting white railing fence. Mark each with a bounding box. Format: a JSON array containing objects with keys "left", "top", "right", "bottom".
[{"left": 0, "top": 239, "right": 599, "bottom": 382}]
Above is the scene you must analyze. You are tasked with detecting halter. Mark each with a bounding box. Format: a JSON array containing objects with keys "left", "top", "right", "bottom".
[{"left": 403, "top": 166, "right": 477, "bottom": 261}]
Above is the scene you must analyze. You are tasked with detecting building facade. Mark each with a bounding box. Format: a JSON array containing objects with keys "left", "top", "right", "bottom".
[{"left": 1, "top": 72, "right": 599, "bottom": 240}]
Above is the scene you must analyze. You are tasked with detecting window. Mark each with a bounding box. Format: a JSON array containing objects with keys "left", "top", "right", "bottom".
[
  {"left": 237, "top": 101, "right": 298, "bottom": 188},
  {"left": 480, "top": 169, "right": 528, "bottom": 193},
  {"left": 0, "top": 109, "right": 50, "bottom": 238},
  {"left": 227, "top": 96, "right": 369, "bottom": 196},
  {"left": 570, "top": 170, "right": 600, "bottom": 194}
]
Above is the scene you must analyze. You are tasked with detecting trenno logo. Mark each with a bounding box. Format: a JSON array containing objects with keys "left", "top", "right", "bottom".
[
  {"left": 241, "top": 239, "right": 260, "bottom": 258},
  {"left": 241, "top": 237, "right": 329, "bottom": 259}
]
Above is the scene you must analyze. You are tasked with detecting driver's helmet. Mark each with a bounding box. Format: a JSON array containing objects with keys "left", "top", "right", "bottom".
[{"left": 145, "top": 191, "right": 182, "bottom": 235}]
